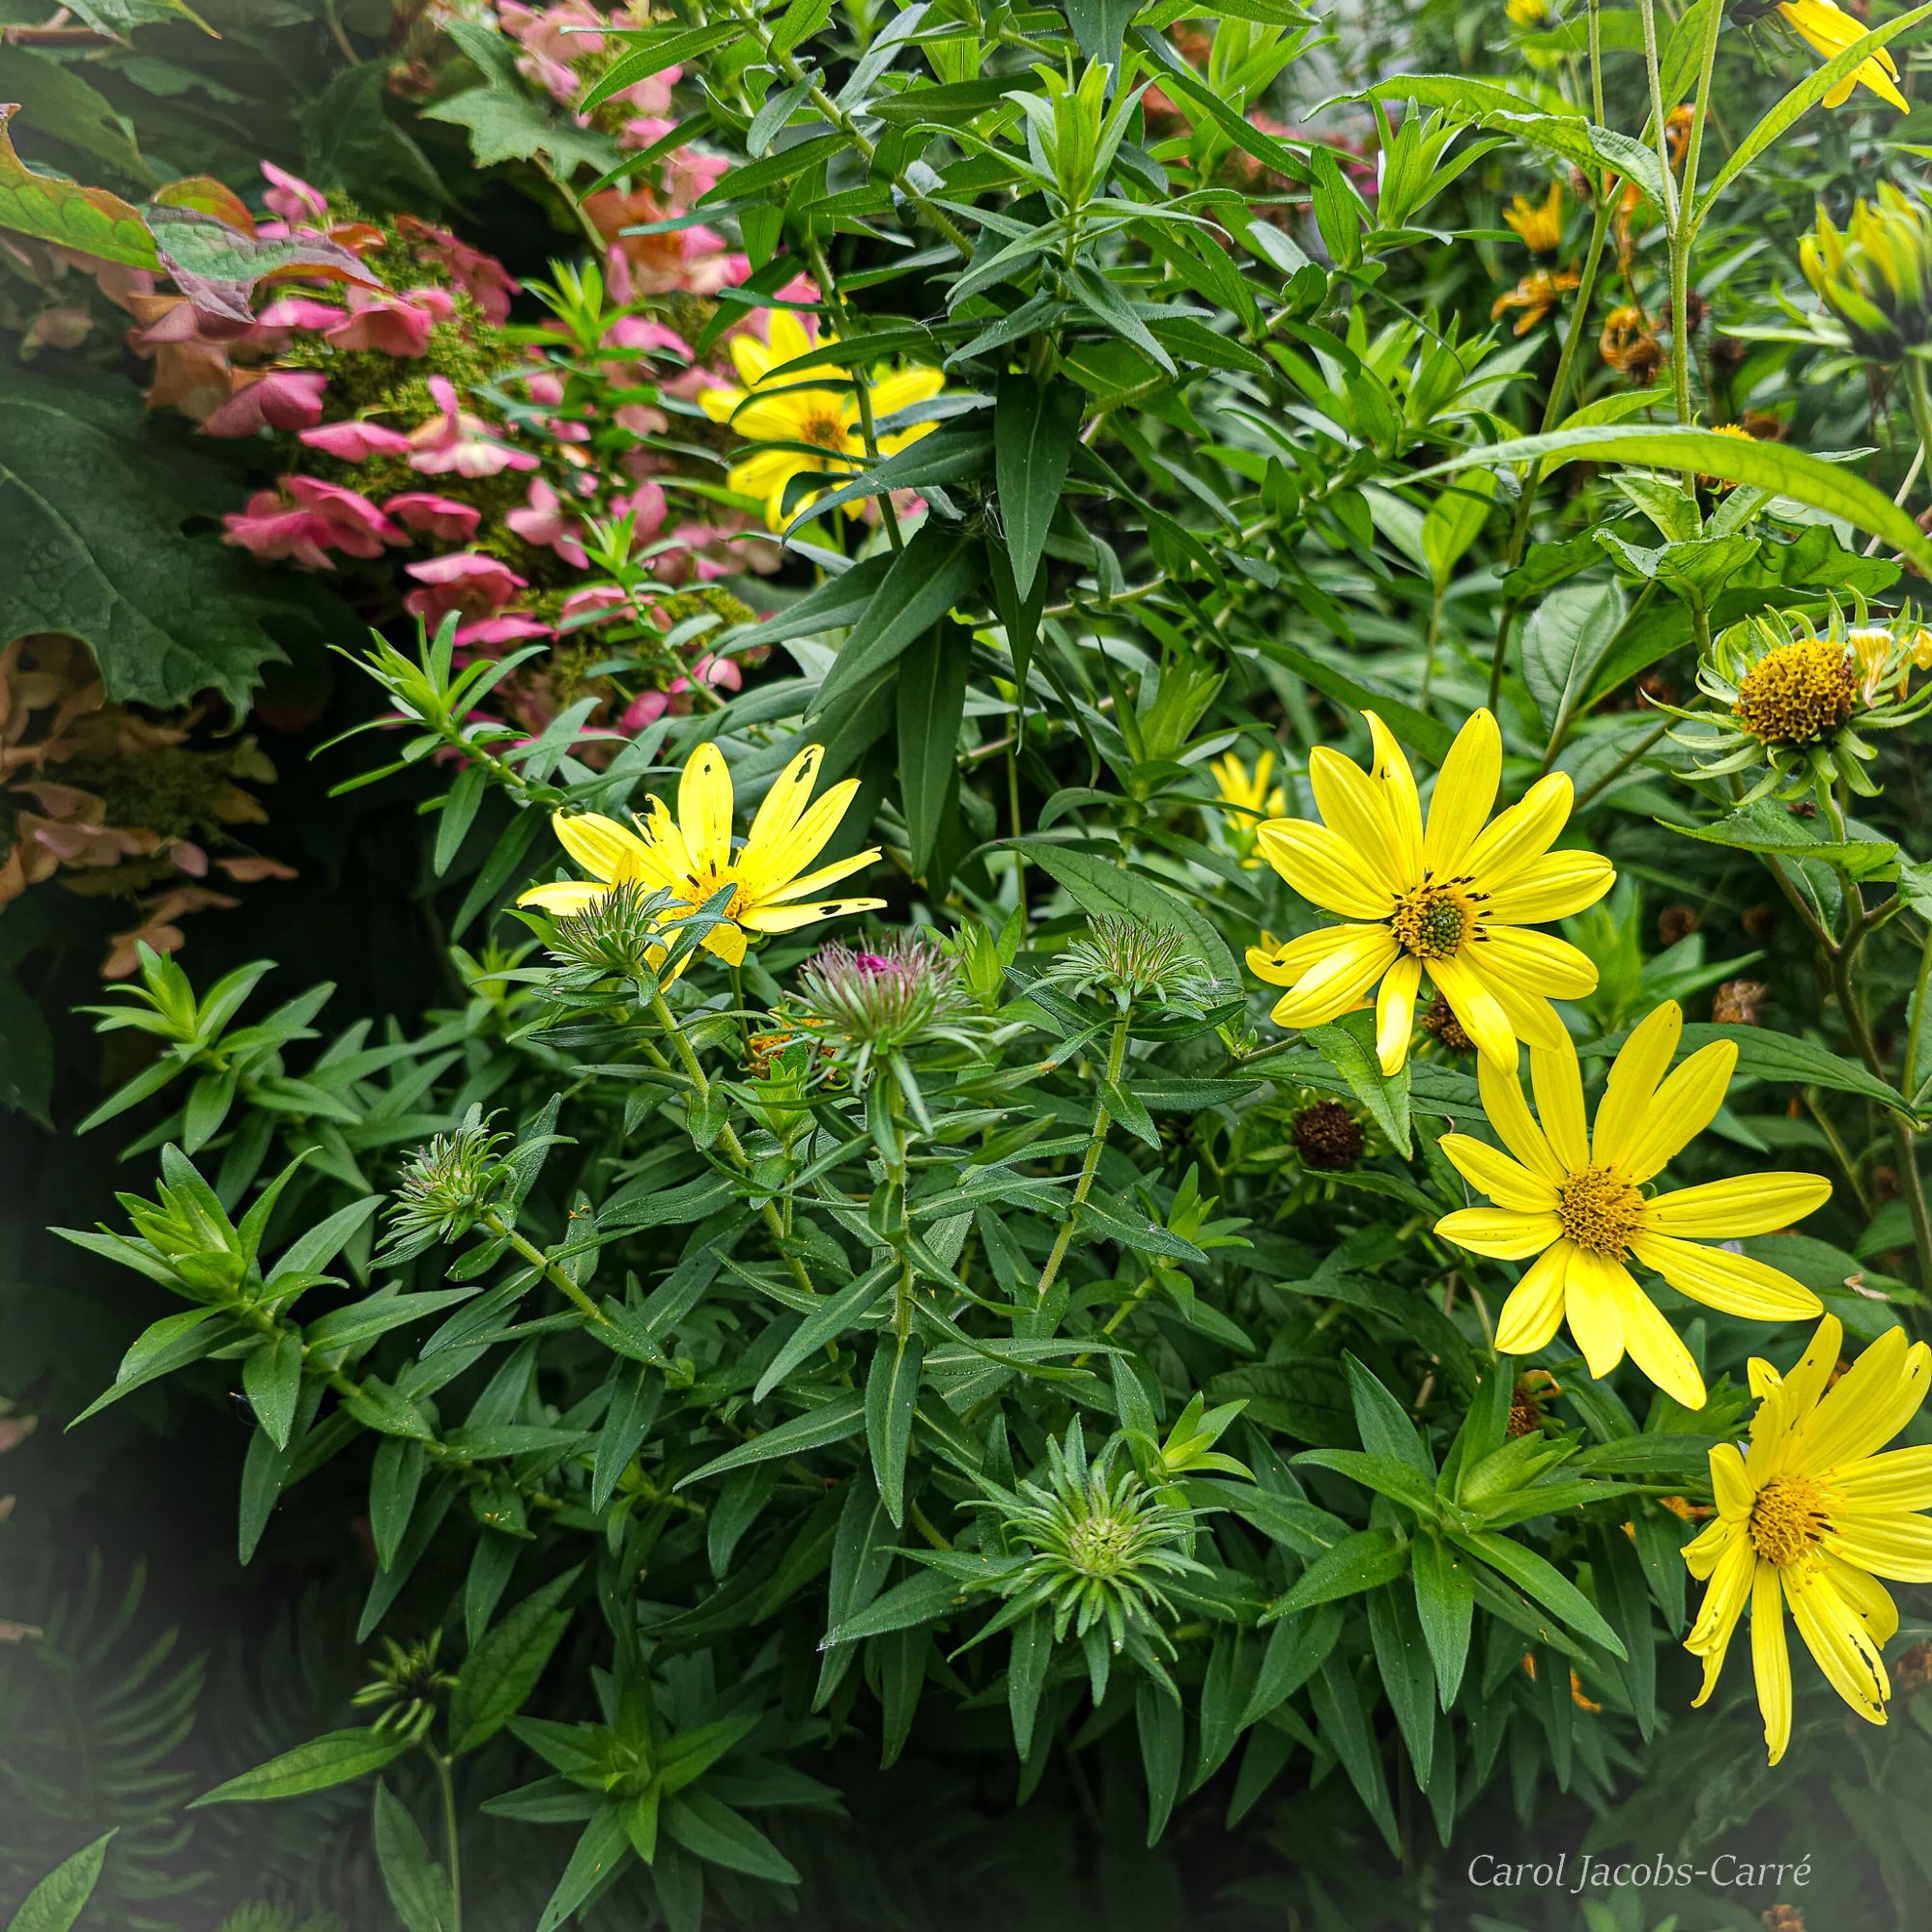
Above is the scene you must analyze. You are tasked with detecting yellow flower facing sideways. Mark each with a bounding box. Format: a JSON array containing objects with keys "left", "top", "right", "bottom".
[
  {"left": 1434, "top": 1001, "right": 1829, "bottom": 1409},
  {"left": 698, "top": 309, "right": 946, "bottom": 530},
  {"left": 1503, "top": 181, "right": 1564, "bottom": 255},
  {"left": 1684, "top": 1315, "right": 1932, "bottom": 1765},
  {"left": 1208, "top": 748, "right": 1288, "bottom": 866},
  {"left": 1776, "top": 0, "right": 1907, "bottom": 112},
  {"left": 1248, "top": 707, "right": 1613, "bottom": 1074},
  {"left": 519, "top": 742, "right": 886, "bottom": 967}
]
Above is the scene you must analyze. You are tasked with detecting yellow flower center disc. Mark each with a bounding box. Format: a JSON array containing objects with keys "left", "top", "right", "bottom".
[
  {"left": 1556, "top": 1164, "right": 1645, "bottom": 1258},
  {"left": 1748, "top": 1475, "right": 1832, "bottom": 1567},
  {"left": 1389, "top": 882, "right": 1470, "bottom": 960},
  {"left": 1733, "top": 639, "right": 1858, "bottom": 746}
]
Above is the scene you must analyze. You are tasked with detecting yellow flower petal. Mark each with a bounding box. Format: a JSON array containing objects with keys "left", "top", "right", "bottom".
[
  {"left": 1627, "top": 1233, "right": 1824, "bottom": 1322},
  {"left": 1422, "top": 705, "right": 1500, "bottom": 874},
  {"left": 1641, "top": 1173, "right": 1833, "bottom": 1239},
  {"left": 1592, "top": 1001, "right": 1683, "bottom": 1169},
  {"left": 1481, "top": 848, "right": 1615, "bottom": 924},
  {"left": 1255, "top": 819, "right": 1397, "bottom": 920},
  {"left": 1471, "top": 926, "right": 1599, "bottom": 1000},
  {"left": 1785, "top": 1564, "right": 1889, "bottom": 1724},
  {"left": 1362, "top": 711, "right": 1424, "bottom": 881},
  {"left": 1710, "top": 1440, "right": 1752, "bottom": 1520},
  {"left": 1471, "top": 967, "right": 1571, "bottom": 1053},
  {"left": 1493, "top": 1239, "right": 1571, "bottom": 1350},
  {"left": 766, "top": 307, "right": 814, "bottom": 366},
  {"left": 1478, "top": 1049, "right": 1566, "bottom": 1184},
  {"left": 1795, "top": 1327, "right": 1930, "bottom": 1472},
  {"left": 740, "top": 778, "right": 864, "bottom": 896},
  {"left": 1611, "top": 1270, "right": 1707, "bottom": 1409},
  {"left": 1564, "top": 1248, "right": 1633, "bottom": 1378},
  {"left": 516, "top": 881, "right": 608, "bottom": 916},
  {"left": 1831, "top": 1444, "right": 1932, "bottom": 1513},
  {"left": 1823, "top": 1555, "right": 1899, "bottom": 1644},
  {"left": 867, "top": 365, "right": 947, "bottom": 419},
  {"left": 754, "top": 847, "right": 883, "bottom": 907},
  {"left": 739, "top": 895, "right": 889, "bottom": 932},
  {"left": 677, "top": 742, "right": 735, "bottom": 876},
  {"left": 1826, "top": 1511, "right": 1932, "bottom": 1582},
  {"left": 1247, "top": 924, "right": 1379, "bottom": 988},
  {"left": 1438, "top": 1132, "right": 1561, "bottom": 1211},
  {"left": 744, "top": 743, "right": 826, "bottom": 857},
  {"left": 553, "top": 810, "right": 653, "bottom": 885},
  {"left": 700, "top": 380, "right": 751, "bottom": 422},
  {"left": 1686, "top": 1533, "right": 1753, "bottom": 1708},
  {"left": 1309, "top": 743, "right": 1413, "bottom": 890},
  {"left": 1463, "top": 772, "right": 1575, "bottom": 890},
  {"left": 1429, "top": 953, "right": 1518, "bottom": 1067},
  {"left": 1779, "top": 0, "right": 1908, "bottom": 112},
  {"left": 1376, "top": 952, "right": 1422, "bottom": 1074},
  {"left": 1528, "top": 1036, "right": 1591, "bottom": 1172},
  {"left": 1752, "top": 1563, "right": 1793, "bottom": 1766},
  {"left": 1267, "top": 928, "right": 1401, "bottom": 1030},
  {"left": 1435, "top": 1208, "right": 1561, "bottom": 1260},
  {"left": 1617, "top": 1039, "right": 1738, "bottom": 1183}
]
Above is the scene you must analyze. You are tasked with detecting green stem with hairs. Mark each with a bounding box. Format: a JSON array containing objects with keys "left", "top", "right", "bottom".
[{"left": 1035, "top": 1010, "right": 1131, "bottom": 1302}]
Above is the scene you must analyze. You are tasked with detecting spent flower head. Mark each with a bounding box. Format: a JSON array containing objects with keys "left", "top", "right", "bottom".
[
  {"left": 1050, "top": 916, "right": 1223, "bottom": 1014},
  {"left": 385, "top": 1113, "right": 511, "bottom": 1259},
  {"left": 541, "top": 877, "right": 679, "bottom": 980},
  {"left": 1800, "top": 183, "right": 1932, "bottom": 360}
]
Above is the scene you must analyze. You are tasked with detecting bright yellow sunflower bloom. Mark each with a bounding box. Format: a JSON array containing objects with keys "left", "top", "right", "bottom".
[
  {"left": 1683, "top": 1314, "right": 1932, "bottom": 1765},
  {"left": 1777, "top": 0, "right": 1907, "bottom": 111},
  {"left": 1209, "top": 748, "right": 1288, "bottom": 867},
  {"left": 1248, "top": 707, "right": 1613, "bottom": 1074},
  {"left": 697, "top": 309, "right": 946, "bottom": 530},
  {"left": 1434, "top": 1000, "right": 1829, "bottom": 1408},
  {"left": 518, "top": 742, "right": 886, "bottom": 967}
]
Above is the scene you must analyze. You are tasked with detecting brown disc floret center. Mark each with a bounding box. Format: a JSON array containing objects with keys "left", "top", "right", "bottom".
[
  {"left": 1733, "top": 640, "right": 1857, "bottom": 746},
  {"left": 1747, "top": 1475, "right": 1831, "bottom": 1568},
  {"left": 1390, "top": 881, "right": 1472, "bottom": 960},
  {"left": 1556, "top": 1163, "right": 1645, "bottom": 1257}
]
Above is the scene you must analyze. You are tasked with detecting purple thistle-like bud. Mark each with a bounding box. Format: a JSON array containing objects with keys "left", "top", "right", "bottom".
[{"left": 793, "top": 930, "right": 969, "bottom": 1052}]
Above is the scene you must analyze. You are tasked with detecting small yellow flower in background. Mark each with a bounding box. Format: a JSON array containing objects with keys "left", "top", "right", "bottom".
[
  {"left": 1247, "top": 707, "right": 1612, "bottom": 1075},
  {"left": 1208, "top": 748, "right": 1288, "bottom": 867},
  {"left": 1683, "top": 1314, "right": 1932, "bottom": 1765},
  {"left": 1851, "top": 622, "right": 1932, "bottom": 702},
  {"left": 1776, "top": 0, "right": 1907, "bottom": 111},
  {"left": 1503, "top": 182, "right": 1565, "bottom": 255},
  {"left": 1434, "top": 1000, "right": 1829, "bottom": 1409},
  {"left": 1505, "top": 0, "right": 1550, "bottom": 25},
  {"left": 519, "top": 741, "right": 886, "bottom": 967},
  {"left": 698, "top": 309, "right": 946, "bottom": 530},
  {"left": 1492, "top": 266, "right": 1580, "bottom": 334}
]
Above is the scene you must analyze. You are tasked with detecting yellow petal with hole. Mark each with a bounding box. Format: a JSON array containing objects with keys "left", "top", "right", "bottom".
[{"left": 1423, "top": 707, "right": 1500, "bottom": 875}]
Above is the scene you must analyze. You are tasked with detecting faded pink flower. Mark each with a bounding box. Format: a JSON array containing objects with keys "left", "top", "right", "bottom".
[
  {"left": 287, "top": 476, "right": 404, "bottom": 555},
  {"left": 396, "top": 215, "right": 519, "bottom": 323},
  {"left": 384, "top": 491, "right": 482, "bottom": 540},
  {"left": 254, "top": 294, "right": 347, "bottom": 334},
  {"left": 455, "top": 613, "right": 553, "bottom": 647},
  {"left": 557, "top": 584, "right": 628, "bottom": 629},
  {"left": 618, "top": 690, "right": 668, "bottom": 730},
  {"left": 21, "top": 304, "right": 91, "bottom": 356},
  {"left": 214, "top": 855, "right": 299, "bottom": 883},
  {"left": 223, "top": 491, "right": 342, "bottom": 569},
  {"left": 611, "top": 479, "right": 668, "bottom": 541},
  {"left": 327, "top": 285, "right": 453, "bottom": 357},
  {"left": 201, "top": 367, "right": 328, "bottom": 438},
  {"left": 409, "top": 376, "right": 538, "bottom": 477},
  {"left": 404, "top": 551, "right": 527, "bottom": 624},
  {"left": 299, "top": 418, "right": 414, "bottom": 461},
  {"left": 104, "top": 886, "right": 238, "bottom": 979}
]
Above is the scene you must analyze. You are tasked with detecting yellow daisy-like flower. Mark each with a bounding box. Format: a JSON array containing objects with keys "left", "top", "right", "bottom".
[
  {"left": 1248, "top": 707, "right": 1613, "bottom": 1074},
  {"left": 1776, "top": 0, "right": 1907, "bottom": 112},
  {"left": 1503, "top": 182, "right": 1564, "bottom": 255},
  {"left": 1683, "top": 1314, "right": 1932, "bottom": 1765},
  {"left": 1434, "top": 1000, "right": 1829, "bottom": 1409},
  {"left": 518, "top": 742, "right": 886, "bottom": 968},
  {"left": 697, "top": 309, "right": 946, "bottom": 530},
  {"left": 1208, "top": 748, "right": 1288, "bottom": 867}
]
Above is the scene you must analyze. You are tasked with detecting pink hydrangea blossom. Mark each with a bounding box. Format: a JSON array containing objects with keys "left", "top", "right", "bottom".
[
  {"left": 299, "top": 418, "right": 414, "bottom": 461},
  {"left": 327, "top": 285, "right": 453, "bottom": 357},
  {"left": 202, "top": 368, "right": 329, "bottom": 438},
  {"left": 408, "top": 376, "right": 539, "bottom": 477},
  {"left": 287, "top": 476, "right": 405, "bottom": 555},
  {"left": 505, "top": 477, "right": 588, "bottom": 568},
  {"left": 404, "top": 551, "right": 528, "bottom": 623},
  {"left": 384, "top": 492, "right": 482, "bottom": 541},
  {"left": 261, "top": 160, "right": 327, "bottom": 225},
  {"left": 223, "top": 492, "right": 343, "bottom": 570}
]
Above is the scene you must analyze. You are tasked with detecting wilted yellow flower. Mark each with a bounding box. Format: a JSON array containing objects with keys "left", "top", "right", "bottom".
[
  {"left": 1600, "top": 303, "right": 1659, "bottom": 372},
  {"left": 1801, "top": 185, "right": 1932, "bottom": 360},
  {"left": 1434, "top": 1000, "right": 1829, "bottom": 1409},
  {"left": 1492, "top": 266, "right": 1580, "bottom": 335},
  {"left": 520, "top": 742, "right": 886, "bottom": 968},
  {"left": 698, "top": 310, "right": 945, "bottom": 529},
  {"left": 1503, "top": 182, "right": 1564, "bottom": 255},
  {"left": 1248, "top": 708, "right": 1612, "bottom": 1074},
  {"left": 1776, "top": 0, "right": 1907, "bottom": 112},
  {"left": 1684, "top": 1315, "right": 1932, "bottom": 1765},
  {"left": 1208, "top": 749, "right": 1288, "bottom": 866},
  {"left": 1850, "top": 623, "right": 1932, "bottom": 701}
]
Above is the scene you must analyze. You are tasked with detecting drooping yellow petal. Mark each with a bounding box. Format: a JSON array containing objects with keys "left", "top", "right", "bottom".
[
  {"left": 1563, "top": 1247, "right": 1633, "bottom": 1378},
  {"left": 1752, "top": 1563, "right": 1794, "bottom": 1766},
  {"left": 1826, "top": 1511, "right": 1932, "bottom": 1582},
  {"left": 1823, "top": 1556, "right": 1900, "bottom": 1645},
  {"left": 1493, "top": 1239, "right": 1571, "bottom": 1351},
  {"left": 1268, "top": 928, "right": 1401, "bottom": 1029},
  {"left": 1611, "top": 1271, "right": 1707, "bottom": 1409},
  {"left": 1627, "top": 1234, "right": 1824, "bottom": 1322},
  {"left": 1376, "top": 952, "right": 1422, "bottom": 1074},
  {"left": 1528, "top": 1036, "right": 1591, "bottom": 1172},
  {"left": 1422, "top": 706, "right": 1500, "bottom": 874},
  {"left": 1591, "top": 1001, "right": 1683, "bottom": 1169},
  {"left": 1428, "top": 953, "right": 1518, "bottom": 1067},
  {"left": 1481, "top": 848, "right": 1615, "bottom": 924},
  {"left": 1778, "top": 0, "right": 1908, "bottom": 112},
  {"left": 1641, "top": 1173, "right": 1833, "bottom": 1239},
  {"left": 1617, "top": 1039, "right": 1738, "bottom": 1183},
  {"left": 1474, "top": 926, "right": 1601, "bottom": 1000},
  {"left": 1248, "top": 924, "right": 1381, "bottom": 988},
  {"left": 1438, "top": 1133, "right": 1561, "bottom": 1211},
  {"left": 1785, "top": 1564, "right": 1889, "bottom": 1725},
  {"left": 1470, "top": 963, "right": 1571, "bottom": 1052},
  {"left": 1478, "top": 1050, "right": 1566, "bottom": 1183},
  {"left": 1709, "top": 1440, "right": 1752, "bottom": 1520},
  {"left": 1255, "top": 819, "right": 1397, "bottom": 920},
  {"left": 516, "top": 881, "right": 609, "bottom": 916},
  {"left": 1686, "top": 1532, "right": 1754, "bottom": 1707}
]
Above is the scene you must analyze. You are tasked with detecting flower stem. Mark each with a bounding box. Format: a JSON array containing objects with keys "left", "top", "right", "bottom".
[
  {"left": 428, "top": 1745, "right": 462, "bottom": 1931},
  {"left": 1034, "top": 1010, "right": 1131, "bottom": 1301}
]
